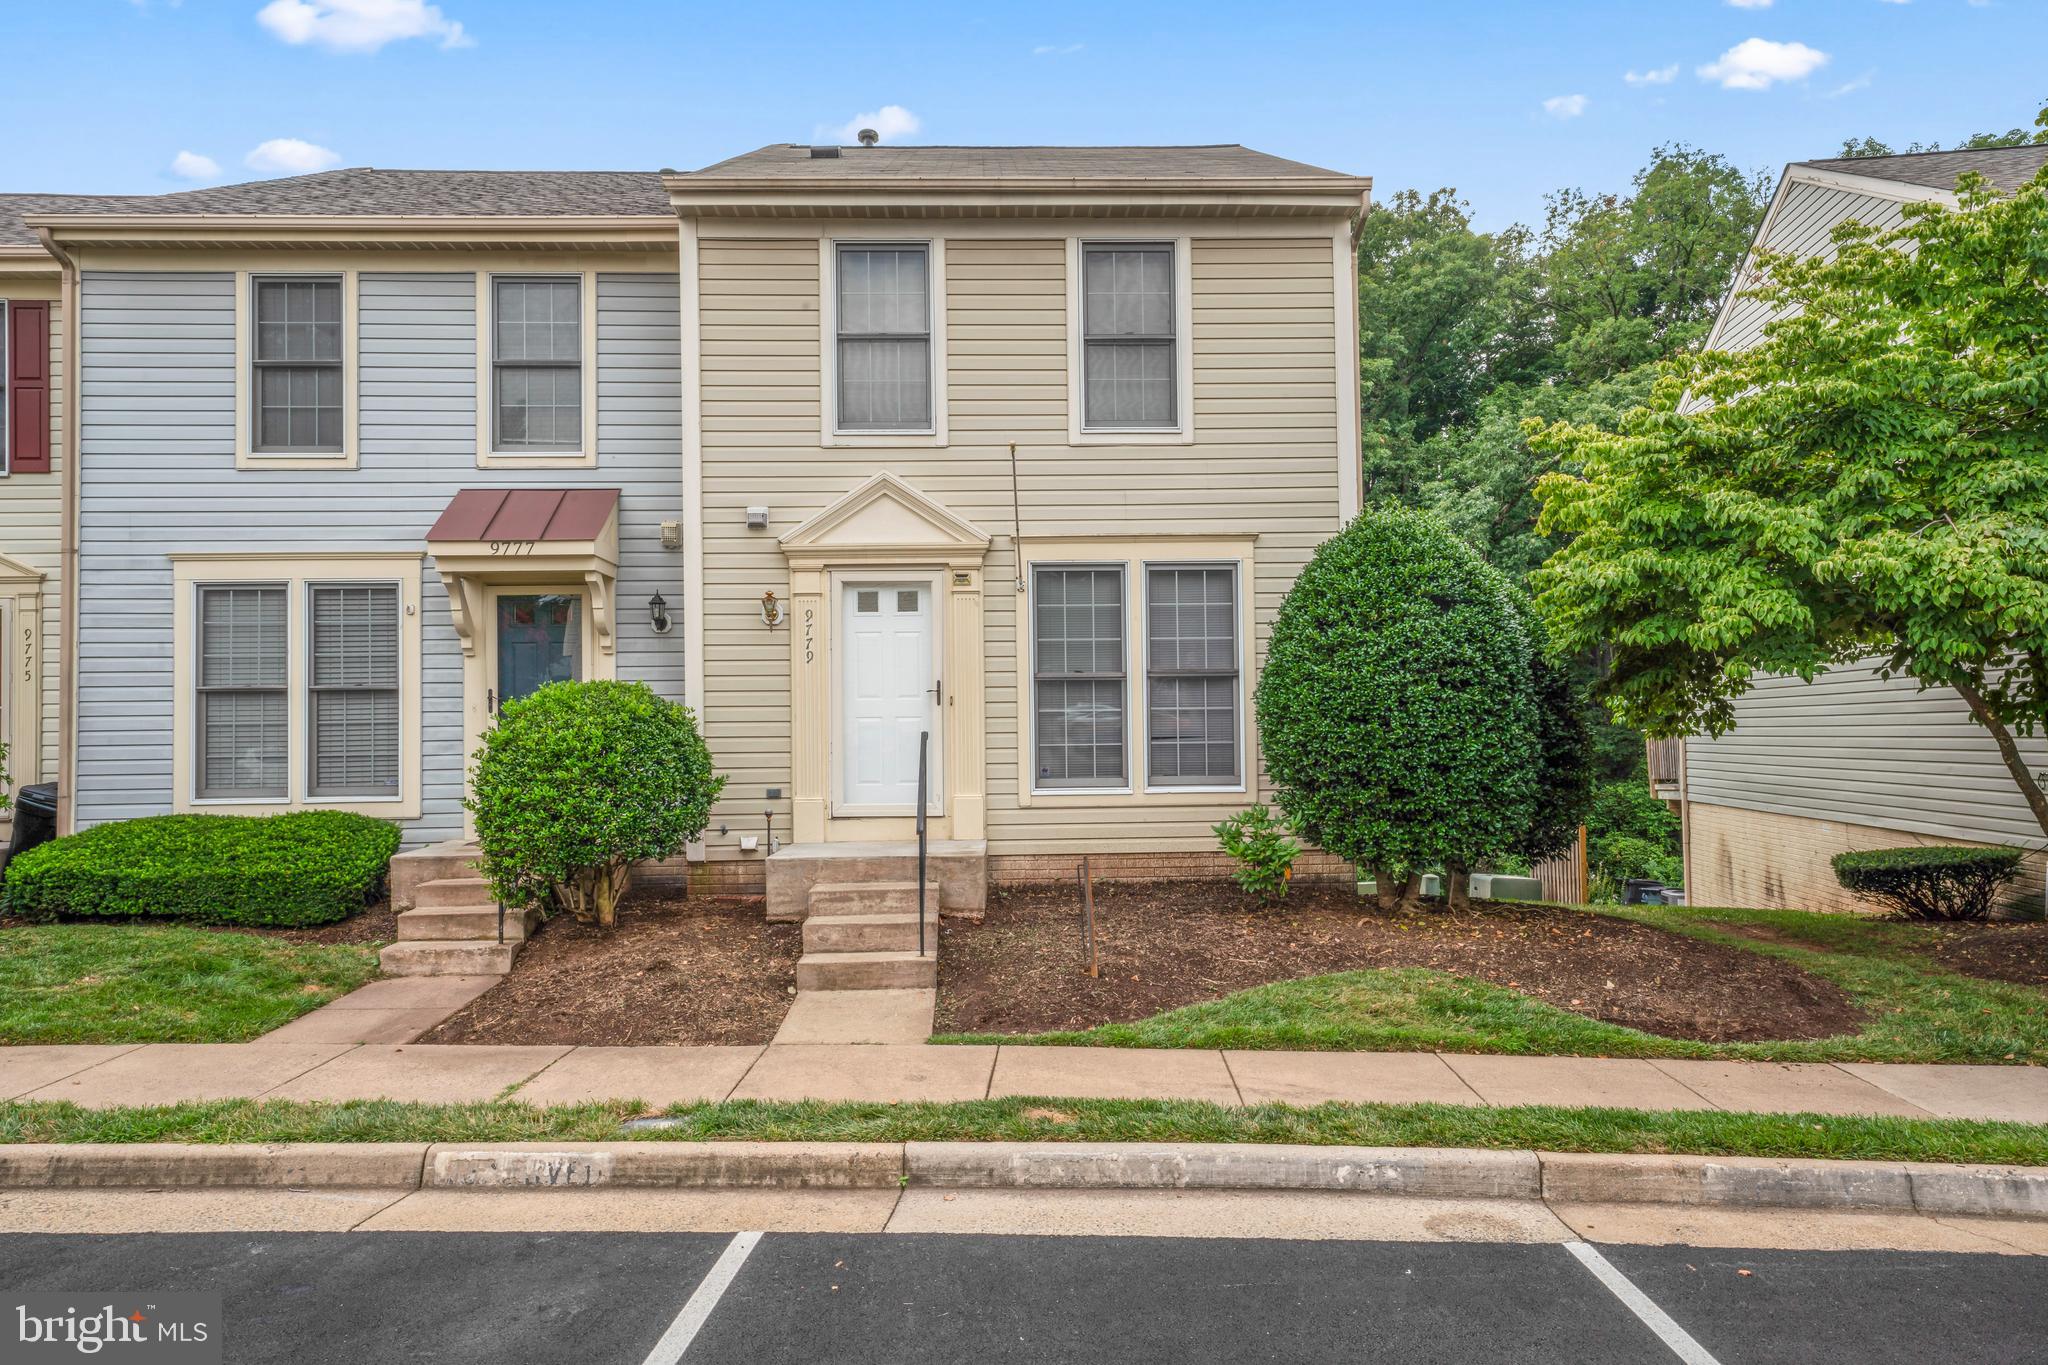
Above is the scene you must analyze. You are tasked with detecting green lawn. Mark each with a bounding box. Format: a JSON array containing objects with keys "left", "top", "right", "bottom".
[
  {"left": 936, "top": 902, "right": 2048, "bottom": 1064},
  {"left": 0, "top": 923, "right": 380, "bottom": 1044},
  {"left": 0, "top": 1095, "right": 2041, "bottom": 1166}
]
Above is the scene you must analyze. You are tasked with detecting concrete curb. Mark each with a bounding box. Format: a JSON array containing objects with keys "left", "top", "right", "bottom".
[{"left": 0, "top": 1142, "right": 2040, "bottom": 1218}]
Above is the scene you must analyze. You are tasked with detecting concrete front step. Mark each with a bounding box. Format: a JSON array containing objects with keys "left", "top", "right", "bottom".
[
  {"left": 805, "top": 880, "right": 940, "bottom": 918},
  {"left": 794, "top": 949, "right": 938, "bottom": 991},
  {"left": 801, "top": 910, "right": 939, "bottom": 954},
  {"left": 413, "top": 877, "right": 497, "bottom": 909},
  {"left": 767, "top": 839, "right": 987, "bottom": 922},
  {"left": 389, "top": 840, "right": 483, "bottom": 910},
  {"left": 395, "top": 904, "right": 541, "bottom": 942},
  {"left": 378, "top": 939, "right": 521, "bottom": 977}
]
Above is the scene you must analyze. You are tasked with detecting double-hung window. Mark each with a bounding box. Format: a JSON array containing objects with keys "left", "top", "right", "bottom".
[
  {"left": 493, "top": 276, "right": 583, "bottom": 452},
  {"left": 1031, "top": 566, "right": 1127, "bottom": 789},
  {"left": 308, "top": 584, "right": 401, "bottom": 798},
  {"left": 835, "top": 244, "right": 932, "bottom": 432},
  {"left": 1144, "top": 565, "right": 1240, "bottom": 786},
  {"left": 197, "top": 584, "right": 290, "bottom": 800},
  {"left": 251, "top": 277, "right": 345, "bottom": 454},
  {"left": 179, "top": 557, "right": 420, "bottom": 815},
  {"left": 1081, "top": 243, "right": 1176, "bottom": 429}
]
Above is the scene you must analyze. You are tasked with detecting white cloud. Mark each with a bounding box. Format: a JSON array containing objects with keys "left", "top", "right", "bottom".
[
  {"left": 1697, "top": 37, "right": 1829, "bottom": 90},
  {"left": 1624, "top": 64, "right": 1679, "bottom": 86},
  {"left": 1826, "top": 70, "right": 1876, "bottom": 97},
  {"left": 170, "top": 150, "right": 221, "bottom": 180},
  {"left": 256, "top": 0, "right": 471, "bottom": 54},
  {"left": 1542, "top": 94, "right": 1589, "bottom": 119},
  {"left": 822, "top": 105, "right": 921, "bottom": 144},
  {"left": 1032, "top": 42, "right": 1084, "bottom": 56},
  {"left": 245, "top": 138, "right": 342, "bottom": 175}
]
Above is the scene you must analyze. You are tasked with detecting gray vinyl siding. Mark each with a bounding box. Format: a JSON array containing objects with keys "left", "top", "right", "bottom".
[
  {"left": 1684, "top": 172, "right": 2043, "bottom": 857},
  {"left": 74, "top": 269, "right": 684, "bottom": 844},
  {"left": 1686, "top": 663, "right": 2048, "bottom": 847}
]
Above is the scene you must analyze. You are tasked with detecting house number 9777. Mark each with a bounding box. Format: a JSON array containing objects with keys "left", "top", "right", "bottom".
[{"left": 488, "top": 540, "right": 536, "bottom": 556}]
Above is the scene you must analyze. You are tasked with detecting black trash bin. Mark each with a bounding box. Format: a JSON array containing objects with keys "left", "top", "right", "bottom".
[
  {"left": 2, "top": 783, "right": 59, "bottom": 874},
  {"left": 1621, "top": 877, "right": 1666, "bottom": 906}
]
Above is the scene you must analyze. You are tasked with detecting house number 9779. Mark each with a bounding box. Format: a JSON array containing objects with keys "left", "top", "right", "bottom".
[{"left": 803, "top": 607, "right": 815, "bottom": 665}]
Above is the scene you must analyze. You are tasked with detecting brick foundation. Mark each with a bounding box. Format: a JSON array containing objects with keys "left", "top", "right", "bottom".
[
  {"left": 989, "top": 848, "right": 1354, "bottom": 888},
  {"left": 1686, "top": 800, "right": 2046, "bottom": 918}
]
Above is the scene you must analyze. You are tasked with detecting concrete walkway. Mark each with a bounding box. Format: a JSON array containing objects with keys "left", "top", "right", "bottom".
[{"left": 6, "top": 1041, "right": 2046, "bottom": 1122}]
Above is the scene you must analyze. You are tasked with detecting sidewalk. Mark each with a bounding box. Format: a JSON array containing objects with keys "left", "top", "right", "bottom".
[{"left": 7, "top": 1039, "right": 2047, "bottom": 1122}]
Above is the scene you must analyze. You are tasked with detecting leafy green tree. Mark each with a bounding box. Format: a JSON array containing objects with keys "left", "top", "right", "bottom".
[
  {"left": 1838, "top": 107, "right": 2048, "bottom": 158},
  {"left": 1531, "top": 148, "right": 2048, "bottom": 838},
  {"left": 1510, "top": 605, "right": 1596, "bottom": 867},
  {"left": 1257, "top": 508, "right": 1537, "bottom": 911},
  {"left": 1354, "top": 189, "right": 1535, "bottom": 501}
]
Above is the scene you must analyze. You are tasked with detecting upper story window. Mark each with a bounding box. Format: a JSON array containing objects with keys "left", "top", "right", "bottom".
[
  {"left": 0, "top": 299, "right": 9, "bottom": 474},
  {"left": 835, "top": 244, "right": 932, "bottom": 433},
  {"left": 251, "top": 277, "right": 345, "bottom": 454},
  {"left": 492, "top": 276, "right": 583, "bottom": 452},
  {"left": 1081, "top": 243, "right": 1176, "bottom": 430}
]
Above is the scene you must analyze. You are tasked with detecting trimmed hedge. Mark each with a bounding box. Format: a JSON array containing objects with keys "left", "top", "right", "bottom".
[
  {"left": 2, "top": 812, "right": 399, "bottom": 927},
  {"left": 1831, "top": 845, "right": 2023, "bottom": 922}
]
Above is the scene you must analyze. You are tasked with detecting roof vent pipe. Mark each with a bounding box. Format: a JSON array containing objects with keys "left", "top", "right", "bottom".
[{"left": 857, "top": 128, "right": 879, "bottom": 147}]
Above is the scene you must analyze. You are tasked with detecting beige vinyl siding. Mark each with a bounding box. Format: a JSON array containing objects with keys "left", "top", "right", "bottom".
[
  {"left": 0, "top": 282, "right": 65, "bottom": 791},
  {"left": 1714, "top": 180, "right": 1907, "bottom": 355},
  {"left": 696, "top": 228, "right": 1343, "bottom": 857}
]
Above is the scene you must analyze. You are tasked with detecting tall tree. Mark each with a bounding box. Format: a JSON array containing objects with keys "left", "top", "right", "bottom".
[{"left": 1530, "top": 154, "right": 2048, "bottom": 836}]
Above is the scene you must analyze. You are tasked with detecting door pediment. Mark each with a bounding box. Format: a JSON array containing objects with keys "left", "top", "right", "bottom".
[{"left": 781, "top": 472, "right": 990, "bottom": 566}]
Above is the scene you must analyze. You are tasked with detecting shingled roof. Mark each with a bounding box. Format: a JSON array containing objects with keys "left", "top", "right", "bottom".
[
  {"left": 683, "top": 144, "right": 1362, "bottom": 184},
  {"left": 1796, "top": 144, "right": 2048, "bottom": 194},
  {"left": 34, "top": 169, "right": 673, "bottom": 219},
  {"left": 0, "top": 193, "right": 141, "bottom": 248}
]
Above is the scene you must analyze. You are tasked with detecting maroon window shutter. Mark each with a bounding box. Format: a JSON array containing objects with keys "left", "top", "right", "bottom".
[{"left": 8, "top": 300, "right": 52, "bottom": 474}]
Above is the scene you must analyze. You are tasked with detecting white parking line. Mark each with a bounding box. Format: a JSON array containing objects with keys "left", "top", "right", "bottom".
[
  {"left": 1564, "top": 1240, "right": 1723, "bottom": 1365},
  {"left": 639, "top": 1230, "right": 763, "bottom": 1365}
]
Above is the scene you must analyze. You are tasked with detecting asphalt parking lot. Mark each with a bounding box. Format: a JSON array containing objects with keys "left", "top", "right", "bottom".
[{"left": 3, "top": 1230, "right": 2043, "bottom": 1364}]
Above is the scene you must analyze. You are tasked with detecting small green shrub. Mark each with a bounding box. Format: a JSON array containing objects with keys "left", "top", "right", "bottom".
[
  {"left": 2, "top": 812, "right": 398, "bottom": 927},
  {"left": 468, "top": 680, "right": 723, "bottom": 925},
  {"left": 1213, "top": 805, "right": 1302, "bottom": 903},
  {"left": 1832, "top": 846, "right": 2023, "bottom": 921}
]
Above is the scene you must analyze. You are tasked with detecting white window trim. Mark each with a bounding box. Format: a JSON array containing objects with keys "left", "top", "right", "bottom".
[
  {"left": 476, "top": 270, "right": 599, "bottom": 469},
  {"left": 171, "top": 553, "right": 423, "bottom": 819},
  {"left": 233, "top": 270, "right": 360, "bottom": 471},
  {"left": 1066, "top": 235, "right": 1195, "bottom": 446},
  {"left": 0, "top": 296, "right": 10, "bottom": 477},
  {"left": 818, "top": 235, "right": 949, "bottom": 447},
  {"left": 1020, "top": 536, "right": 1254, "bottom": 805}
]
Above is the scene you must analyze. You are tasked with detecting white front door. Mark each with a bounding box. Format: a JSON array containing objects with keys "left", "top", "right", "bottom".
[{"left": 841, "top": 582, "right": 937, "bottom": 810}]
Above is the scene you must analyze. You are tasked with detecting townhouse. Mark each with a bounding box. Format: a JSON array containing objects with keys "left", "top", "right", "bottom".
[{"left": 12, "top": 143, "right": 1369, "bottom": 899}]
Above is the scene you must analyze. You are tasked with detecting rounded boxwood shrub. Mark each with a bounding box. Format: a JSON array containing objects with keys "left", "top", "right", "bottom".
[
  {"left": 467, "top": 680, "right": 723, "bottom": 925},
  {"left": 1256, "top": 507, "right": 1538, "bottom": 908},
  {"left": 2, "top": 811, "right": 399, "bottom": 927},
  {"left": 1832, "top": 845, "right": 2023, "bottom": 921}
]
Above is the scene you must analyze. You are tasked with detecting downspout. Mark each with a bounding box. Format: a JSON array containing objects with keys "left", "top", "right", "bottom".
[
  {"left": 674, "top": 211, "right": 708, "bottom": 859},
  {"left": 34, "top": 227, "right": 79, "bottom": 836}
]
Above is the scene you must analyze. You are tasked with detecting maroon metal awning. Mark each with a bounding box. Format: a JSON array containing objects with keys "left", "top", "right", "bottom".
[{"left": 426, "top": 488, "right": 620, "bottom": 543}]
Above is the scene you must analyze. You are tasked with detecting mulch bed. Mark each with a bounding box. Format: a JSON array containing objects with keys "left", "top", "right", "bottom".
[
  {"left": 936, "top": 880, "right": 1863, "bottom": 1043},
  {"left": 420, "top": 893, "right": 799, "bottom": 1046},
  {"left": 1913, "top": 922, "right": 2048, "bottom": 989}
]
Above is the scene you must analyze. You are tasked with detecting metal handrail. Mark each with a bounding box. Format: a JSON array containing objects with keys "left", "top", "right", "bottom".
[{"left": 916, "top": 730, "right": 930, "bottom": 958}]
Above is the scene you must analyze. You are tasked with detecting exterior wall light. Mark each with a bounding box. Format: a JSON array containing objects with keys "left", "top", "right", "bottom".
[
  {"left": 760, "top": 591, "right": 784, "bottom": 628},
  {"left": 649, "top": 591, "right": 672, "bottom": 635}
]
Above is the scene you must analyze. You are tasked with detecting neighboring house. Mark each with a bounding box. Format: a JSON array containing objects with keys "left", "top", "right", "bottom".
[
  {"left": 25, "top": 145, "right": 1369, "bottom": 896},
  {"left": 1678, "top": 144, "right": 2048, "bottom": 916},
  {"left": 0, "top": 195, "right": 102, "bottom": 829}
]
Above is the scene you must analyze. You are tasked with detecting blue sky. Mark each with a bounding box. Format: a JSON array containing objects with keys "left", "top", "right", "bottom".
[{"left": 3, "top": 0, "right": 2042, "bottom": 229}]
